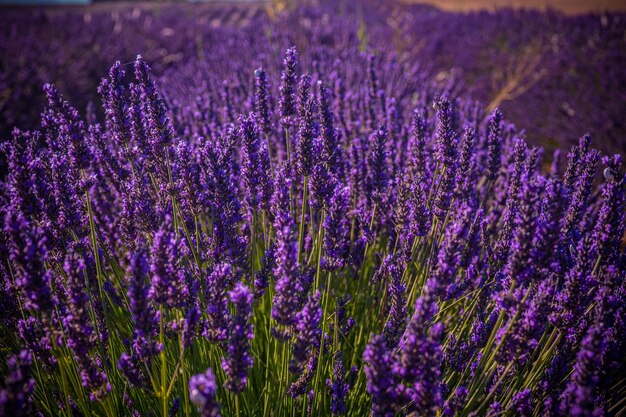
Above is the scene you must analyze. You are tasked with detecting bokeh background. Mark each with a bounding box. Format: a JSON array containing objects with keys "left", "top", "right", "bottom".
[{"left": 1, "top": 0, "right": 624, "bottom": 157}]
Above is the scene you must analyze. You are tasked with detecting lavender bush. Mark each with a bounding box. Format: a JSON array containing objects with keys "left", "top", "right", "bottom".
[{"left": 1, "top": 6, "right": 625, "bottom": 417}]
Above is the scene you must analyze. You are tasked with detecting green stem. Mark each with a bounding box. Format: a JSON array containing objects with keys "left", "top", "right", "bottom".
[{"left": 298, "top": 176, "right": 309, "bottom": 264}]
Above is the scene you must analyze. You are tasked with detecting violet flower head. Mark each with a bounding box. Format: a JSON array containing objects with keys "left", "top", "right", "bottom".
[
  {"left": 297, "top": 73, "right": 312, "bottom": 117},
  {"left": 239, "top": 112, "right": 273, "bottom": 211},
  {"left": 316, "top": 80, "right": 340, "bottom": 172},
  {"left": 367, "top": 124, "right": 388, "bottom": 204},
  {"left": 222, "top": 282, "right": 254, "bottom": 393},
  {"left": 42, "top": 83, "right": 91, "bottom": 170},
  {"left": 148, "top": 221, "right": 189, "bottom": 309},
  {"left": 189, "top": 368, "right": 221, "bottom": 417},
  {"left": 561, "top": 147, "right": 599, "bottom": 241},
  {"left": 5, "top": 212, "right": 54, "bottom": 315},
  {"left": 382, "top": 255, "right": 408, "bottom": 348},
  {"left": 309, "top": 162, "right": 335, "bottom": 211},
  {"left": 442, "top": 386, "right": 468, "bottom": 417},
  {"left": 433, "top": 94, "right": 457, "bottom": 169},
  {"left": 363, "top": 334, "right": 399, "bottom": 417},
  {"left": 254, "top": 244, "right": 276, "bottom": 299},
  {"left": 98, "top": 61, "right": 130, "bottom": 148},
  {"left": 127, "top": 248, "right": 161, "bottom": 359},
  {"left": 118, "top": 353, "right": 144, "bottom": 388},
  {"left": 279, "top": 46, "right": 299, "bottom": 123},
  {"left": 290, "top": 291, "right": 322, "bottom": 374},
  {"left": 288, "top": 353, "right": 318, "bottom": 398},
  {"left": 0, "top": 350, "right": 35, "bottom": 417},
  {"left": 322, "top": 185, "right": 351, "bottom": 270},
  {"left": 295, "top": 94, "right": 316, "bottom": 177},
  {"left": 134, "top": 55, "right": 174, "bottom": 150},
  {"left": 16, "top": 316, "right": 56, "bottom": 371},
  {"left": 271, "top": 165, "right": 303, "bottom": 327},
  {"left": 326, "top": 350, "right": 349, "bottom": 415},
  {"left": 592, "top": 154, "right": 624, "bottom": 267},
  {"left": 558, "top": 319, "right": 608, "bottom": 417},
  {"left": 486, "top": 108, "right": 503, "bottom": 182},
  {"left": 409, "top": 109, "right": 428, "bottom": 179},
  {"left": 62, "top": 248, "right": 111, "bottom": 402},
  {"left": 254, "top": 67, "right": 272, "bottom": 135},
  {"left": 204, "top": 263, "right": 232, "bottom": 342},
  {"left": 511, "top": 388, "right": 532, "bottom": 417},
  {"left": 456, "top": 125, "right": 476, "bottom": 193},
  {"left": 62, "top": 248, "right": 95, "bottom": 357}
]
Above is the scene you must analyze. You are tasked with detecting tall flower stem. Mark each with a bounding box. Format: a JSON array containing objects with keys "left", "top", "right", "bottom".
[
  {"left": 298, "top": 175, "right": 309, "bottom": 263},
  {"left": 159, "top": 306, "right": 168, "bottom": 417}
]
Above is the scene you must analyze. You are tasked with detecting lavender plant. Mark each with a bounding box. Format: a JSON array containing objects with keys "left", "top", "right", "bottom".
[{"left": 0, "top": 34, "right": 624, "bottom": 417}]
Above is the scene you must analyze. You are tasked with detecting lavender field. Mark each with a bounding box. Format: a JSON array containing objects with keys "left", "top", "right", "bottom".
[{"left": 1, "top": 1, "right": 625, "bottom": 416}]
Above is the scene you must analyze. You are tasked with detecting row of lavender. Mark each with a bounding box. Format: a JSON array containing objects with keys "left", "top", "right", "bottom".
[
  {"left": 1, "top": 2, "right": 625, "bottom": 157},
  {"left": 1, "top": 22, "right": 625, "bottom": 417}
]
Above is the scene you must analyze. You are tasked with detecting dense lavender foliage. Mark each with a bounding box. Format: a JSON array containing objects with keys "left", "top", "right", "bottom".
[{"left": 1, "top": 2, "right": 625, "bottom": 417}]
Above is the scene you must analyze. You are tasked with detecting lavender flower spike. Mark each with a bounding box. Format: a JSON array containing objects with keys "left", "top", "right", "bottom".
[
  {"left": 240, "top": 113, "right": 273, "bottom": 212},
  {"left": 326, "top": 350, "right": 349, "bottom": 415},
  {"left": 189, "top": 368, "right": 221, "bottom": 417},
  {"left": 363, "top": 335, "right": 398, "bottom": 417},
  {"left": 0, "top": 350, "right": 35, "bottom": 416},
  {"left": 222, "top": 282, "right": 254, "bottom": 393},
  {"left": 290, "top": 291, "right": 322, "bottom": 374},
  {"left": 279, "top": 46, "right": 299, "bottom": 123},
  {"left": 486, "top": 108, "right": 503, "bottom": 182}
]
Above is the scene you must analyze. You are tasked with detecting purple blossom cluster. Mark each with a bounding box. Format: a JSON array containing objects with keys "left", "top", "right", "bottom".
[{"left": 0, "top": 3, "right": 624, "bottom": 416}]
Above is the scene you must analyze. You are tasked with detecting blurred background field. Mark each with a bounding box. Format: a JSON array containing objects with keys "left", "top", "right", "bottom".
[{"left": 0, "top": 0, "right": 624, "bottom": 157}]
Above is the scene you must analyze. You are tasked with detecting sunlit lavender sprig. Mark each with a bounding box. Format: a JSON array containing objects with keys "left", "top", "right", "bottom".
[{"left": 222, "top": 283, "right": 254, "bottom": 393}]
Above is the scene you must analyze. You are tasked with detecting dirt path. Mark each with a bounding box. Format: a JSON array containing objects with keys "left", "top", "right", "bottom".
[{"left": 400, "top": 0, "right": 626, "bottom": 15}]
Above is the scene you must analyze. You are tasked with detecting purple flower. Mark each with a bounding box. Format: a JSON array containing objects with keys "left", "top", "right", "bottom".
[
  {"left": 127, "top": 248, "right": 161, "bottom": 359},
  {"left": 560, "top": 146, "right": 599, "bottom": 242},
  {"left": 148, "top": 221, "right": 189, "bottom": 309},
  {"left": 98, "top": 61, "right": 130, "bottom": 149},
  {"left": 433, "top": 94, "right": 457, "bottom": 170},
  {"left": 288, "top": 353, "right": 317, "bottom": 398},
  {"left": 17, "top": 317, "right": 56, "bottom": 370},
  {"left": 367, "top": 125, "right": 388, "bottom": 204},
  {"left": 118, "top": 353, "right": 144, "bottom": 388},
  {"left": 204, "top": 263, "right": 232, "bottom": 342},
  {"left": 4, "top": 211, "right": 53, "bottom": 316},
  {"left": 511, "top": 389, "right": 532, "bottom": 417},
  {"left": 271, "top": 165, "right": 303, "bottom": 327},
  {"left": 239, "top": 113, "right": 273, "bottom": 212},
  {"left": 363, "top": 335, "right": 399, "bottom": 417},
  {"left": 254, "top": 244, "right": 276, "bottom": 299},
  {"left": 290, "top": 291, "right": 322, "bottom": 374},
  {"left": 316, "top": 80, "right": 341, "bottom": 173},
  {"left": 486, "top": 108, "right": 503, "bottom": 182},
  {"left": 395, "top": 283, "right": 444, "bottom": 415},
  {"left": 0, "top": 350, "right": 35, "bottom": 416},
  {"left": 62, "top": 247, "right": 111, "bottom": 402},
  {"left": 592, "top": 155, "right": 624, "bottom": 267},
  {"left": 322, "top": 185, "right": 351, "bottom": 270},
  {"left": 295, "top": 83, "right": 316, "bottom": 177},
  {"left": 309, "top": 162, "right": 335, "bottom": 211},
  {"left": 189, "top": 368, "right": 221, "bottom": 417},
  {"left": 326, "top": 350, "right": 349, "bottom": 415},
  {"left": 279, "top": 46, "right": 299, "bottom": 123},
  {"left": 442, "top": 386, "right": 468, "bottom": 416},
  {"left": 408, "top": 109, "right": 428, "bottom": 180},
  {"left": 42, "top": 83, "right": 91, "bottom": 170},
  {"left": 253, "top": 68, "right": 272, "bottom": 136},
  {"left": 222, "top": 283, "right": 254, "bottom": 393},
  {"left": 134, "top": 55, "right": 175, "bottom": 151},
  {"left": 381, "top": 255, "right": 407, "bottom": 348}
]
